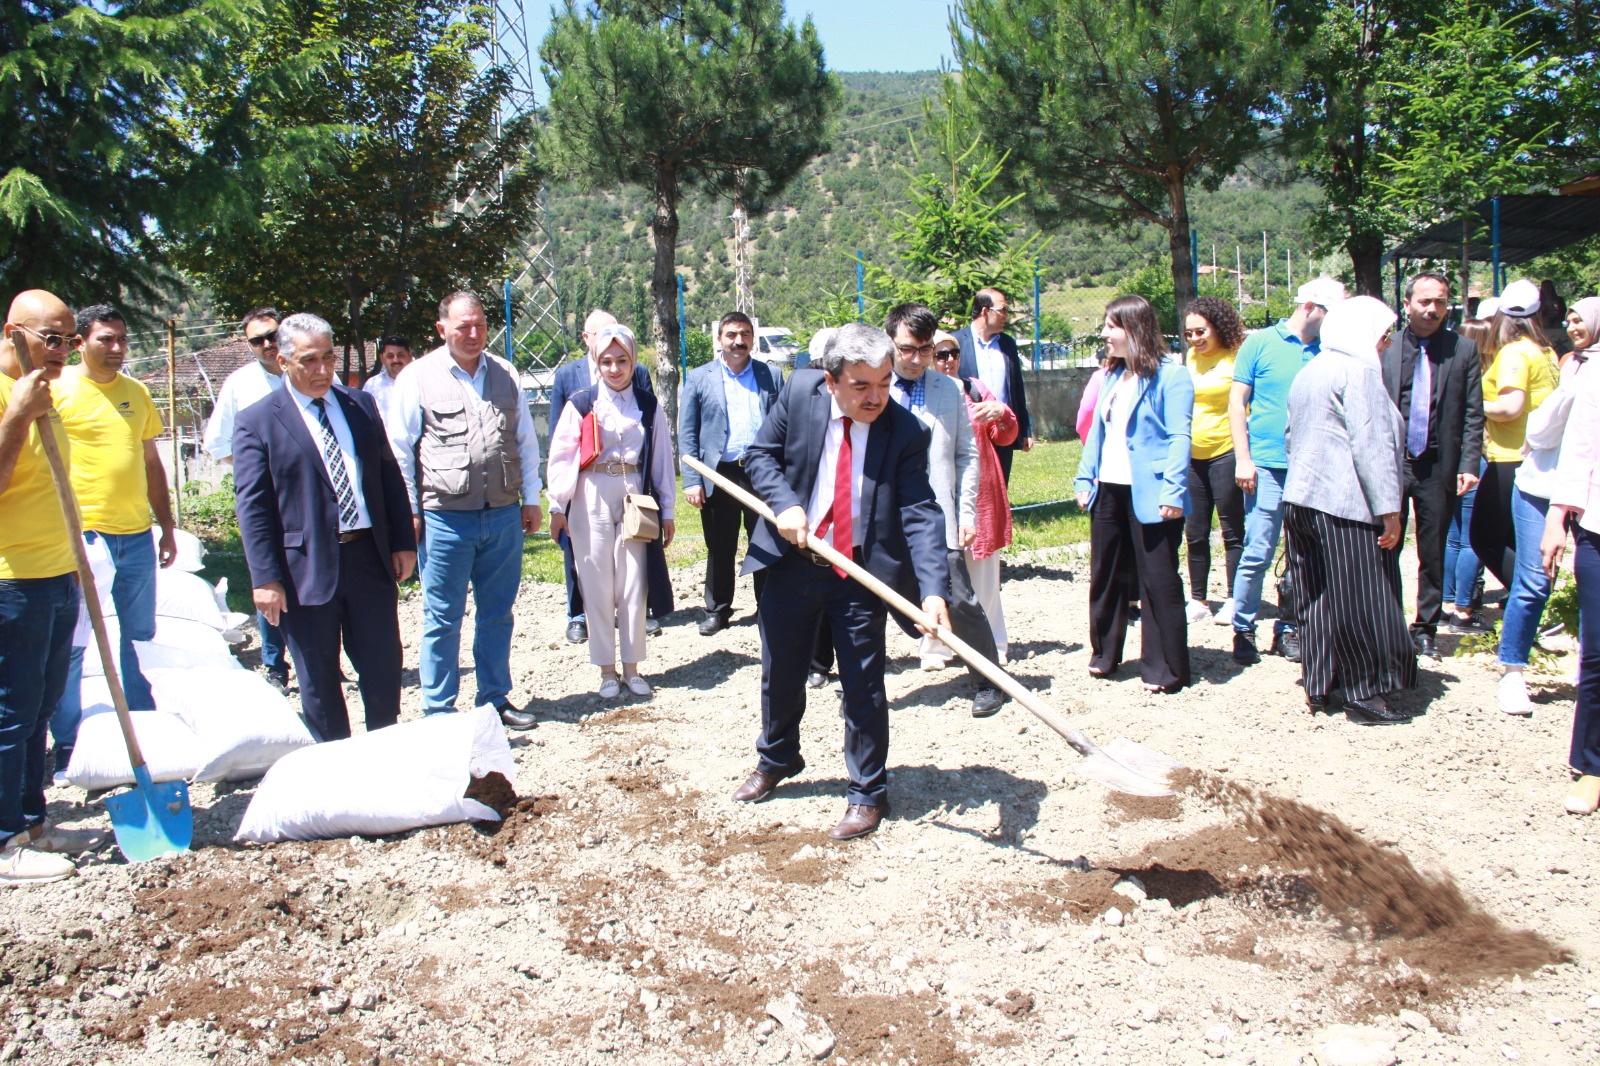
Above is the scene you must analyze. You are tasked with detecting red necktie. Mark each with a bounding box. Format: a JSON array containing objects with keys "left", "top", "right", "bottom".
[{"left": 815, "top": 416, "right": 854, "bottom": 578}]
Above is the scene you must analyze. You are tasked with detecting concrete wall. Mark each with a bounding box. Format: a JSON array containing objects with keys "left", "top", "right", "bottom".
[{"left": 1021, "top": 366, "right": 1098, "bottom": 442}]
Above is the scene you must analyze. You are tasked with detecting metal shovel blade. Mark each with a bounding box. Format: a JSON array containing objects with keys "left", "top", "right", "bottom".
[
  {"left": 103, "top": 764, "right": 193, "bottom": 862},
  {"left": 1095, "top": 736, "right": 1187, "bottom": 796},
  {"left": 1078, "top": 749, "right": 1177, "bottom": 797}
]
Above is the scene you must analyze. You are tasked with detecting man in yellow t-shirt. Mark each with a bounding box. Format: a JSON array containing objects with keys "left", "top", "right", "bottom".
[
  {"left": 49, "top": 304, "right": 177, "bottom": 767},
  {"left": 1, "top": 289, "right": 104, "bottom": 886}
]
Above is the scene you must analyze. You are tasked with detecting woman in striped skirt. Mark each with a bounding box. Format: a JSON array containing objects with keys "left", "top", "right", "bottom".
[{"left": 1283, "top": 296, "right": 1418, "bottom": 724}]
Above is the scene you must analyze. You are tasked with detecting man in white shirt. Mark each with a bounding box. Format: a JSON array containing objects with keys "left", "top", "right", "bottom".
[
  {"left": 385, "top": 291, "right": 542, "bottom": 730},
  {"left": 361, "top": 334, "right": 413, "bottom": 421},
  {"left": 953, "top": 288, "right": 1033, "bottom": 483}
]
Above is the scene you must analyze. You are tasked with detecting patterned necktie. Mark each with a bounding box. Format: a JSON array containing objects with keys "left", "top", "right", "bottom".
[
  {"left": 814, "top": 416, "right": 854, "bottom": 578},
  {"left": 312, "top": 398, "right": 360, "bottom": 530},
  {"left": 1406, "top": 338, "right": 1431, "bottom": 458},
  {"left": 894, "top": 375, "right": 926, "bottom": 411}
]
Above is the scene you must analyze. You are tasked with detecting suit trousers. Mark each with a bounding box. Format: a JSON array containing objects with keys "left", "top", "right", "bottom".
[
  {"left": 966, "top": 552, "right": 1007, "bottom": 654},
  {"left": 1570, "top": 527, "right": 1600, "bottom": 776},
  {"left": 1284, "top": 504, "right": 1416, "bottom": 703},
  {"left": 570, "top": 469, "right": 648, "bottom": 668},
  {"left": 759, "top": 551, "right": 890, "bottom": 807},
  {"left": 1088, "top": 483, "right": 1190, "bottom": 689},
  {"left": 280, "top": 536, "right": 402, "bottom": 742},
  {"left": 1399, "top": 451, "right": 1453, "bottom": 635},
  {"left": 701, "top": 461, "right": 766, "bottom": 620}
]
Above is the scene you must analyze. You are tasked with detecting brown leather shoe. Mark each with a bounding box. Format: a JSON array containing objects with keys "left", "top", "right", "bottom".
[
  {"left": 730, "top": 759, "right": 805, "bottom": 803},
  {"left": 826, "top": 802, "right": 888, "bottom": 841}
]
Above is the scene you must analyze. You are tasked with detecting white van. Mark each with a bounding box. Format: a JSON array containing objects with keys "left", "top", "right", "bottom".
[{"left": 755, "top": 327, "right": 799, "bottom": 365}]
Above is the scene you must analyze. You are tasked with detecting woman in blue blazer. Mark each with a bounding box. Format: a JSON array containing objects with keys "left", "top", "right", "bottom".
[{"left": 1074, "top": 296, "right": 1195, "bottom": 691}]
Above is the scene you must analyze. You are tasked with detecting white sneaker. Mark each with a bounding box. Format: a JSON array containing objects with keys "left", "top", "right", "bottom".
[
  {"left": 624, "top": 675, "right": 652, "bottom": 697},
  {"left": 1498, "top": 672, "right": 1534, "bottom": 717},
  {"left": 1185, "top": 600, "right": 1213, "bottom": 624},
  {"left": 28, "top": 823, "right": 109, "bottom": 855},
  {"left": 598, "top": 677, "right": 621, "bottom": 699},
  {"left": 1212, "top": 599, "right": 1236, "bottom": 626},
  {"left": 0, "top": 841, "right": 76, "bottom": 886}
]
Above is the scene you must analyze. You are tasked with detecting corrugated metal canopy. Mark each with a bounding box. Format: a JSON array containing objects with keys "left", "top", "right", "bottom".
[{"left": 1389, "top": 194, "right": 1600, "bottom": 264}]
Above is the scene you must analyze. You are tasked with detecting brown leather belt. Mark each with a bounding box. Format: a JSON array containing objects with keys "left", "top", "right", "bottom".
[
  {"left": 338, "top": 528, "right": 372, "bottom": 544},
  {"left": 594, "top": 461, "right": 641, "bottom": 476}
]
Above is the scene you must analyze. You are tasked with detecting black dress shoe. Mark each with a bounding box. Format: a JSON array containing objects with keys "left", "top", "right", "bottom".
[
  {"left": 970, "top": 687, "right": 1006, "bottom": 718},
  {"left": 1412, "top": 631, "right": 1439, "bottom": 660},
  {"left": 1344, "top": 696, "right": 1410, "bottom": 725},
  {"left": 495, "top": 700, "right": 537, "bottom": 731},
  {"left": 1448, "top": 614, "right": 1488, "bottom": 633},
  {"left": 265, "top": 668, "right": 291, "bottom": 694},
  {"left": 565, "top": 618, "right": 588, "bottom": 644},
  {"left": 1306, "top": 694, "right": 1329, "bottom": 713},
  {"left": 1232, "top": 630, "right": 1260, "bottom": 664},
  {"left": 1272, "top": 628, "right": 1302, "bottom": 663},
  {"left": 806, "top": 671, "right": 829, "bottom": 689},
  {"left": 645, "top": 616, "right": 662, "bottom": 637},
  {"left": 698, "top": 614, "right": 729, "bottom": 636}
]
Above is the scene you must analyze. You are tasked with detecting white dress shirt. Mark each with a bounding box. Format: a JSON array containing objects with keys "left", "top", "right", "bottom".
[
  {"left": 1097, "top": 371, "right": 1138, "bottom": 486},
  {"left": 362, "top": 369, "right": 399, "bottom": 422},
  {"left": 804, "top": 399, "right": 869, "bottom": 545},
  {"left": 203, "top": 359, "right": 285, "bottom": 461},
  {"left": 383, "top": 349, "right": 544, "bottom": 513},
  {"left": 285, "top": 383, "right": 371, "bottom": 532},
  {"left": 975, "top": 331, "right": 1009, "bottom": 405}
]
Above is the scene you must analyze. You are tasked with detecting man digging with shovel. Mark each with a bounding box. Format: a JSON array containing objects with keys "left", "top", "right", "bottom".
[{"left": 0, "top": 289, "right": 108, "bottom": 885}]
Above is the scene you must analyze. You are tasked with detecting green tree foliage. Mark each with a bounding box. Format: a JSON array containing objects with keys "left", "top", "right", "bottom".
[
  {"left": 949, "top": 0, "right": 1295, "bottom": 315},
  {"left": 173, "top": 0, "right": 540, "bottom": 373},
  {"left": 539, "top": 0, "right": 839, "bottom": 432}
]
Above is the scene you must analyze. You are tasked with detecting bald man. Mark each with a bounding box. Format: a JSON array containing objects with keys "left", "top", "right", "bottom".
[{"left": 1, "top": 291, "right": 105, "bottom": 885}]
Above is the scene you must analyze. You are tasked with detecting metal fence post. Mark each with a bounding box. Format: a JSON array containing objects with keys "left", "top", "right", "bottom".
[
  {"left": 1492, "top": 197, "right": 1502, "bottom": 296},
  {"left": 1032, "top": 259, "right": 1041, "bottom": 370},
  {"left": 856, "top": 251, "right": 864, "bottom": 323},
  {"left": 504, "top": 278, "right": 514, "bottom": 364},
  {"left": 676, "top": 273, "right": 687, "bottom": 378},
  {"left": 167, "top": 320, "right": 180, "bottom": 524}
]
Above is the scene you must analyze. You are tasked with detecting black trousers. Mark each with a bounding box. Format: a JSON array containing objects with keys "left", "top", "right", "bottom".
[
  {"left": 559, "top": 527, "right": 584, "bottom": 619},
  {"left": 1469, "top": 459, "right": 1521, "bottom": 587},
  {"left": 281, "top": 536, "right": 403, "bottom": 742},
  {"left": 995, "top": 442, "right": 1017, "bottom": 485},
  {"left": 700, "top": 461, "right": 766, "bottom": 620},
  {"left": 1185, "top": 451, "right": 1245, "bottom": 601},
  {"left": 1572, "top": 527, "right": 1600, "bottom": 776},
  {"left": 758, "top": 551, "right": 889, "bottom": 807},
  {"left": 1399, "top": 451, "right": 1453, "bottom": 635},
  {"left": 1088, "top": 483, "right": 1190, "bottom": 689},
  {"left": 1284, "top": 504, "right": 1416, "bottom": 702}
]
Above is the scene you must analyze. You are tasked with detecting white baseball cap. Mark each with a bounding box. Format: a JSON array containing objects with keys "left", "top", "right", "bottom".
[
  {"left": 1296, "top": 276, "right": 1347, "bottom": 309},
  {"left": 1475, "top": 297, "right": 1501, "bottom": 321},
  {"left": 1498, "top": 278, "right": 1541, "bottom": 318}
]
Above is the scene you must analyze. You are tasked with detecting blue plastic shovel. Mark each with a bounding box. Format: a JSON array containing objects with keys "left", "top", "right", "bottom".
[{"left": 16, "top": 334, "right": 194, "bottom": 860}]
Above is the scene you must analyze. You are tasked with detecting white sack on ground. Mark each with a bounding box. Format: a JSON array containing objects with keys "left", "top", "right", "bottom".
[
  {"left": 64, "top": 711, "right": 202, "bottom": 791},
  {"left": 235, "top": 707, "right": 516, "bottom": 842},
  {"left": 71, "top": 535, "right": 118, "bottom": 649},
  {"left": 84, "top": 617, "right": 242, "bottom": 677},
  {"left": 78, "top": 675, "right": 114, "bottom": 724},
  {"left": 160, "top": 527, "right": 208, "bottom": 572},
  {"left": 155, "top": 568, "right": 230, "bottom": 629},
  {"left": 147, "top": 667, "right": 315, "bottom": 782}
]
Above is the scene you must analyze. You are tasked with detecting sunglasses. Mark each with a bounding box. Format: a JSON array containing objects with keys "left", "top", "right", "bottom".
[
  {"left": 933, "top": 348, "right": 960, "bottom": 360},
  {"left": 1182, "top": 328, "right": 1210, "bottom": 339},
  {"left": 246, "top": 330, "right": 279, "bottom": 347},
  {"left": 12, "top": 322, "right": 82, "bottom": 352}
]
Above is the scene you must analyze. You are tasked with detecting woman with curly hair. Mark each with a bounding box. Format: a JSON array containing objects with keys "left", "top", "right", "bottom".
[{"left": 1181, "top": 296, "right": 1248, "bottom": 626}]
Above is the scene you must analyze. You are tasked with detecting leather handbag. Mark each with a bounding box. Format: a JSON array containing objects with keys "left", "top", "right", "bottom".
[{"left": 622, "top": 491, "right": 660, "bottom": 542}]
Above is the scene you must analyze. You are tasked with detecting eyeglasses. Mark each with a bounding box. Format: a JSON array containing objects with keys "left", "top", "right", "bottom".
[
  {"left": 987, "top": 305, "right": 1010, "bottom": 317},
  {"left": 11, "top": 323, "right": 82, "bottom": 352},
  {"left": 246, "top": 330, "right": 279, "bottom": 347},
  {"left": 895, "top": 343, "right": 936, "bottom": 358}
]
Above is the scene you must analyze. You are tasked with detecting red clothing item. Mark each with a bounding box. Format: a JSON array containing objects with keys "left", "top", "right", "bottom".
[{"left": 961, "top": 378, "right": 1018, "bottom": 559}]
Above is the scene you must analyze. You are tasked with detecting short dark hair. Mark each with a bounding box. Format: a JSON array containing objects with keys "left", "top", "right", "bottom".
[
  {"left": 883, "top": 302, "right": 939, "bottom": 343},
  {"left": 1183, "top": 296, "right": 1245, "bottom": 351},
  {"left": 717, "top": 311, "right": 754, "bottom": 336},
  {"left": 1404, "top": 272, "right": 1452, "bottom": 302},
  {"left": 971, "top": 288, "right": 1008, "bottom": 317},
  {"left": 1104, "top": 295, "right": 1166, "bottom": 379},
  {"left": 241, "top": 306, "right": 280, "bottom": 332},
  {"left": 438, "top": 291, "right": 484, "bottom": 320},
  {"left": 377, "top": 334, "right": 411, "bottom": 351},
  {"left": 75, "top": 303, "right": 125, "bottom": 337}
]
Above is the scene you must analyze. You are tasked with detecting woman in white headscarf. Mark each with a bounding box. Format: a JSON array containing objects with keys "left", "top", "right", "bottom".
[{"left": 1282, "top": 296, "right": 1417, "bottom": 725}]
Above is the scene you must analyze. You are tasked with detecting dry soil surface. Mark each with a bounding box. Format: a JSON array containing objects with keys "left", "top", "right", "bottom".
[{"left": 4, "top": 547, "right": 1598, "bottom": 1066}]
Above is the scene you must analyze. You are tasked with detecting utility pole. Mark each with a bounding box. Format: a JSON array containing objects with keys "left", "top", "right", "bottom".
[
  {"left": 1236, "top": 246, "right": 1243, "bottom": 305},
  {"left": 731, "top": 203, "right": 753, "bottom": 317},
  {"left": 1262, "top": 232, "right": 1269, "bottom": 302}
]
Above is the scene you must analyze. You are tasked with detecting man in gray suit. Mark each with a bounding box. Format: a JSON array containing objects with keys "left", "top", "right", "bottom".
[
  {"left": 886, "top": 303, "right": 1005, "bottom": 718},
  {"left": 680, "top": 312, "right": 783, "bottom": 635}
]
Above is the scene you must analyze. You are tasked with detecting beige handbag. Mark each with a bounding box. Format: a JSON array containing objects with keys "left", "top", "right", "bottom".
[{"left": 622, "top": 491, "right": 661, "bottom": 542}]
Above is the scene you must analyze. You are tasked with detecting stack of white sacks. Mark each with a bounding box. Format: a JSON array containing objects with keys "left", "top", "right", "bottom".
[{"left": 64, "top": 529, "right": 318, "bottom": 790}]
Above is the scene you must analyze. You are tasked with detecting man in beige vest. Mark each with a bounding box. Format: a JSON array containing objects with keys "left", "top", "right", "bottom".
[{"left": 385, "top": 291, "right": 542, "bottom": 730}]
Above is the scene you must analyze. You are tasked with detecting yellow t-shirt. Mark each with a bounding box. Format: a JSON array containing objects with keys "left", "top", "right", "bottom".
[
  {"left": 51, "top": 367, "right": 164, "bottom": 534},
  {"left": 0, "top": 370, "right": 75, "bottom": 579},
  {"left": 1187, "top": 347, "right": 1237, "bottom": 460},
  {"left": 1483, "top": 338, "right": 1559, "bottom": 463}
]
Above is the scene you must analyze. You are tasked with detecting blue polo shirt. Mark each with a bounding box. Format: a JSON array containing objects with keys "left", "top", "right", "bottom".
[{"left": 1232, "top": 321, "right": 1319, "bottom": 470}]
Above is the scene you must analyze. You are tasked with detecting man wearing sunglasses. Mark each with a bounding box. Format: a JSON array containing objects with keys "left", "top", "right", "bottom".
[
  {"left": 953, "top": 288, "right": 1033, "bottom": 483},
  {"left": 202, "top": 307, "right": 292, "bottom": 691}
]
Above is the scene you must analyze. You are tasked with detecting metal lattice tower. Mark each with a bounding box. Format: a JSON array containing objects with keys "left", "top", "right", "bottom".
[
  {"left": 484, "top": 0, "right": 565, "bottom": 370},
  {"left": 731, "top": 205, "right": 753, "bottom": 317}
]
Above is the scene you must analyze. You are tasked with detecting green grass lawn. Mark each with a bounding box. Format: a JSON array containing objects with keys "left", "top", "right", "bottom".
[{"left": 1000, "top": 439, "right": 1089, "bottom": 553}]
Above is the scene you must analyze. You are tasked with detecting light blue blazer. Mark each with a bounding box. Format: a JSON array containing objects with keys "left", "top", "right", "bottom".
[{"left": 1073, "top": 360, "right": 1195, "bottom": 523}]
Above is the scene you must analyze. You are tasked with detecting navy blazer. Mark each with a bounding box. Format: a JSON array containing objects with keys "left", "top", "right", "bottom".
[
  {"left": 548, "top": 358, "right": 652, "bottom": 435},
  {"left": 1073, "top": 361, "right": 1195, "bottom": 524},
  {"left": 741, "top": 369, "right": 949, "bottom": 604},
  {"left": 233, "top": 383, "right": 416, "bottom": 607},
  {"left": 678, "top": 357, "right": 783, "bottom": 496},
  {"left": 953, "top": 325, "right": 1031, "bottom": 442}
]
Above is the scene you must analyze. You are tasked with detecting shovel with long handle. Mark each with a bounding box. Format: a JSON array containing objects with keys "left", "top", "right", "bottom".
[
  {"left": 12, "top": 337, "right": 192, "bottom": 860},
  {"left": 684, "top": 455, "right": 1182, "bottom": 797}
]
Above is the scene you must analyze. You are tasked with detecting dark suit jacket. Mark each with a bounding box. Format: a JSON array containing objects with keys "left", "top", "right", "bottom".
[
  {"left": 679, "top": 357, "right": 783, "bottom": 496},
  {"left": 548, "top": 357, "right": 652, "bottom": 438},
  {"left": 1381, "top": 327, "right": 1484, "bottom": 478},
  {"left": 233, "top": 383, "right": 415, "bottom": 607},
  {"left": 741, "top": 369, "right": 948, "bottom": 604},
  {"left": 953, "top": 325, "right": 1030, "bottom": 442}
]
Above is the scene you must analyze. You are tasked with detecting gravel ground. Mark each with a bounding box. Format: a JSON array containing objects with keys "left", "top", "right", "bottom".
[{"left": 3, "top": 545, "right": 1596, "bottom": 1066}]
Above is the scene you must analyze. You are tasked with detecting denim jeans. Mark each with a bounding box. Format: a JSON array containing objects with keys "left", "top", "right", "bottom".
[
  {"left": 1442, "top": 470, "right": 1484, "bottom": 610},
  {"left": 258, "top": 612, "right": 286, "bottom": 674},
  {"left": 1230, "top": 465, "right": 1293, "bottom": 635},
  {"left": 419, "top": 505, "right": 523, "bottom": 711},
  {"left": 83, "top": 530, "right": 158, "bottom": 709},
  {"left": 0, "top": 575, "right": 79, "bottom": 838},
  {"left": 1498, "top": 487, "right": 1552, "bottom": 667}
]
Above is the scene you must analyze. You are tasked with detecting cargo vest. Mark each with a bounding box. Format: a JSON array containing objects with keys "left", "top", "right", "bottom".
[{"left": 411, "top": 350, "right": 524, "bottom": 511}]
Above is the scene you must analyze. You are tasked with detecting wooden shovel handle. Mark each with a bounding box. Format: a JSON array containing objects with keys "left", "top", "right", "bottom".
[
  {"left": 682, "top": 455, "right": 1102, "bottom": 758},
  {"left": 10, "top": 339, "right": 146, "bottom": 770}
]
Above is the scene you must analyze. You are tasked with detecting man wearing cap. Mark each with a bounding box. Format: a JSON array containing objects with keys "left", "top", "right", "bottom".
[
  {"left": 679, "top": 311, "right": 783, "bottom": 635},
  {"left": 362, "top": 335, "right": 413, "bottom": 422},
  {"left": 1380, "top": 272, "right": 1484, "bottom": 661},
  {"left": 1228, "top": 277, "right": 1345, "bottom": 666}
]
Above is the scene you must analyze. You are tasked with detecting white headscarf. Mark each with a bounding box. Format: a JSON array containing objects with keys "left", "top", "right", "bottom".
[
  {"left": 1570, "top": 296, "right": 1600, "bottom": 358},
  {"left": 1318, "top": 295, "right": 1397, "bottom": 373}
]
